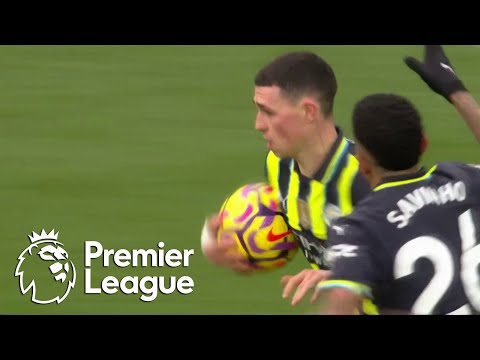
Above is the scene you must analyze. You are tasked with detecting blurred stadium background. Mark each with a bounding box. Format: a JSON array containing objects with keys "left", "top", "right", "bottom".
[{"left": 0, "top": 45, "right": 478, "bottom": 314}]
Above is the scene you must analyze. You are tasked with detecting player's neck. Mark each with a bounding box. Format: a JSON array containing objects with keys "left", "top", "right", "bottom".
[
  {"left": 372, "top": 164, "right": 423, "bottom": 188},
  {"left": 295, "top": 122, "right": 338, "bottom": 178}
]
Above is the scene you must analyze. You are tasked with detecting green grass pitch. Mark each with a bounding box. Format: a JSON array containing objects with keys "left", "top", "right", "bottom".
[{"left": 0, "top": 45, "right": 478, "bottom": 314}]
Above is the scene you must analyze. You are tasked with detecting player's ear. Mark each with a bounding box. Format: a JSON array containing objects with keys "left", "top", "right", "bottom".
[
  {"left": 301, "top": 98, "right": 318, "bottom": 122},
  {"left": 420, "top": 134, "right": 429, "bottom": 155},
  {"left": 355, "top": 145, "right": 374, "bottom": 182},
  {"left": 357, "top": 152, "right": 372, "bottom": 177}
]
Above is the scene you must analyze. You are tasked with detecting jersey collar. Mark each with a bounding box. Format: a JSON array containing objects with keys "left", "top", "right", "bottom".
[
  {"left": 293, "top": 127, "right": 350, "bottom": 183},
  {"left": 374, "top": 166, "right": 437, "bottom": 192}
]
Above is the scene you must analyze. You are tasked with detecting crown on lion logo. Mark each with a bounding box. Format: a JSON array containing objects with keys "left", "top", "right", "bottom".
[{"left": 28, "top": 229, "right": 59, "bottom": 243}]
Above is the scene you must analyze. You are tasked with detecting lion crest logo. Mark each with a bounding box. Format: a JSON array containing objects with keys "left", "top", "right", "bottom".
[{"left": 14, "top": 229, "right": 76, "bottom": 304}]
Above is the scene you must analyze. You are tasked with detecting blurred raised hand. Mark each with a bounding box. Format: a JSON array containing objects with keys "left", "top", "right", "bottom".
[
  {"left": 406, "top": 45, "right": 480, "bottom": 143},
  {"left": 201, "top": 214, "right": 254, "bottom": 274},
  {"left": 404, "top": 45, "right": 467, "bottom": 102}
]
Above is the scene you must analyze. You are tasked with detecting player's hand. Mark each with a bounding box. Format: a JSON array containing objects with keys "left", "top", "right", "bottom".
[
  {"left": 201, "top": 214, "right": 254, "bottom": 275},
  {"left": 404, "top": 45, "right": 467, "bottom": 102},
  {"left": 281, "top": 269, "right": 331, "bottom": 306}
]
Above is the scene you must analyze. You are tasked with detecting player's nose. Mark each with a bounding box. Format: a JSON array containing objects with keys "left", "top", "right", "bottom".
[{"left": 255, "top": 112, "right": 267, "bottom": 132}]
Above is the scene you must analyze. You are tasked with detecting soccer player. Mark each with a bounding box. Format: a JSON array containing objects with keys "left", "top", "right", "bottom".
[
  {"left": 316, "top": 45, "right": 480, "bottom": 315},
  {"left": 200, "top": 51, "right": 372, "bottom": 308}
]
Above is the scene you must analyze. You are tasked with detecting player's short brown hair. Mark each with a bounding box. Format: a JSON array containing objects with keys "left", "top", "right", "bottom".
[{"left": 255, "top": 51, "right": 337, "bottom": 116}]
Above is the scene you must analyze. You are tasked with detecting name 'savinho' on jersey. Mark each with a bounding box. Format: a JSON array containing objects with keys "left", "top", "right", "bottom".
[{"left": 387, "top": 181, "right": 467, "bottom": 229}]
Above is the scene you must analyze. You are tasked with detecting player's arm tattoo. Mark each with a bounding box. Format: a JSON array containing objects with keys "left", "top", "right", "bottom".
[{"left": 450, "top": 91, "right": 480, "bottom": 144}]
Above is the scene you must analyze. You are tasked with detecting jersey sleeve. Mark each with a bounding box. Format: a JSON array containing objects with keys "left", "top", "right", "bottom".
[{"left": 319, "top": 217, "right": 381, "bottom": 298}]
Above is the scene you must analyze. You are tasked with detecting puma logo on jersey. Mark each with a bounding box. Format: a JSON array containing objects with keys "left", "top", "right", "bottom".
[{"left": 331, "top": 225, "right": 346, "bottom": 235}]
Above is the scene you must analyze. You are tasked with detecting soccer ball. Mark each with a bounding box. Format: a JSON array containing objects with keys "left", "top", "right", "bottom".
[{"left": 217, "top": 182, "right": 298, "bottom": 271}]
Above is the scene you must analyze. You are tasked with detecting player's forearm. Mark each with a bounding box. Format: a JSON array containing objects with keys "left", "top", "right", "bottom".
[
  {"left": 450, "top": 91, "right": 480, "bottom": 143},
  {"left": 321, "top": 288, "right": 362, "bottom": 315}
]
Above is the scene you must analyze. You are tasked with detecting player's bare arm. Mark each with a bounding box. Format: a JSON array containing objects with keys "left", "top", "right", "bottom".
[
  {"left": 450, "top": 91, "right": 480, "bottom": 143},
  {"left": 319, "top": 287, "right": 363, "bottom": 315},
  {"left": 201, "top": 214, "right": 254, "bottom": 274}
]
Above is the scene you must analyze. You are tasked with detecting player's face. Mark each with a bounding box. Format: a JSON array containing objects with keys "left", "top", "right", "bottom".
[{"left": 253, "top": 86, "right": 308, "bottom": 158}]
